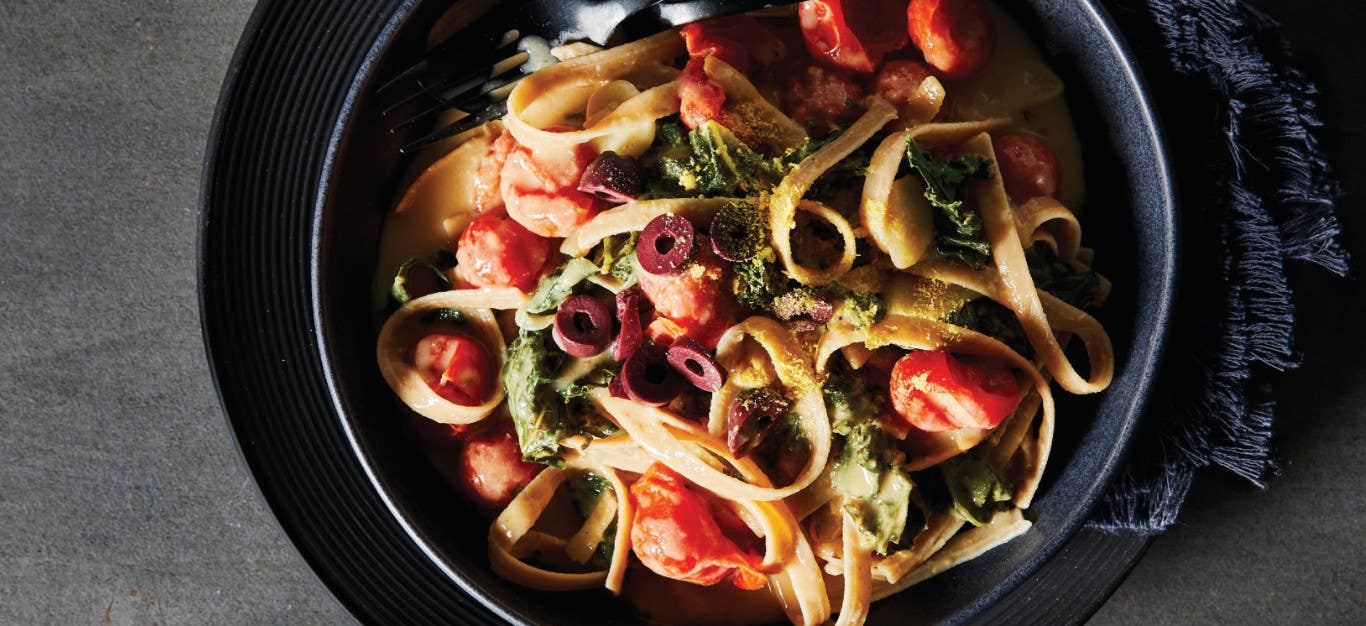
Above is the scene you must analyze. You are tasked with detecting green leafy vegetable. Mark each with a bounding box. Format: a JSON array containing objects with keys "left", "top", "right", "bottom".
[
  {"left": 824, "top": 360, "right": 913, "bottom": 554},
  {"left": 905, "top": 139, "right": 994, "bottom": 270},
  {"left": 689, "top": 121, "right": 767, "bottom": 196},
  {"left": 502, "top": 330, "right": 569, "bottom": 465},
  {"left": 390, "top": 258, "right": 451, "bottom": 305},
  {"left": 1025, "top": 244, "right": 1100, "bottom": 309},
  {"left": 639, "top": 120, "right": 697, "bottom": 198},
  {"left": 560, "top": 365, "right": 622, "bottom": 439},
  {"left": 945, "top": 298, "right": 1032, "bottom": 357},
  {"left": 733, "top": 253, "right": 785, "bottom": 312},
  {"left": 516, "top": 258, "right": 600, "bottom": 330},
  {"left": 940, "top": 455, "right": 1014, "bottom": 527},
  {"left": 589, "top": 232, "right": 639, "bottom": 282},
  {"left": 830, "top": 285, "right": 886, "bottom": 331},
  {"left": 640, "top": 119, "right": 793, "bottom": 199}
]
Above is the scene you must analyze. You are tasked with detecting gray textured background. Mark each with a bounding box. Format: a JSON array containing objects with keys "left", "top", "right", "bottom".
[{"left": 0, "top": 1, "right": 1361, "bottom": 624}]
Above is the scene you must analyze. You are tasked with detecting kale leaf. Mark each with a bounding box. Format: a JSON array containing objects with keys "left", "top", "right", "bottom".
[
  {"left": 940, "top": 455, "right": 1014, "bottom": 527},
  {"left": 1025, "top": 244, "right": 1100, "bottom": 309},
  {"left": 945, "top": 297, "right": 1032, "bottom": 358},
  {"left": 824, "top": 359, "right": 913, "bottom": 555},
  {"left": 905, "top": 139, "right": 994, "bottom": 270},
  {"left": 516, "top": 258, "right": 600, "bottom": 330},
  {"left": 502, "top": 329, "right": 569, "bottom": 465}
]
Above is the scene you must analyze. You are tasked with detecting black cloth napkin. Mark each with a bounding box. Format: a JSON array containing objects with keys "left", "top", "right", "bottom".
[{"left": 1088, "top": 0, "right": 1348, "bottom": 532}]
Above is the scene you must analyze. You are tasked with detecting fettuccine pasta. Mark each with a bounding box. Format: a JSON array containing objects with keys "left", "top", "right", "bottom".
[{"left": 373, "top": 2, "right": 1111, "bottom": 624}]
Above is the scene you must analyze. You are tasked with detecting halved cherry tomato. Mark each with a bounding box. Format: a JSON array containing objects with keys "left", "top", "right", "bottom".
[
  {"left": 678, "top": 57, "right": 728, "bottom": 130},
  {"left": 455, "top": 207, "right": 552, "bottom": 292},
  {"left": 413, "top": 333, "right": 497, "bottom": 406},
  {"left": 992, "top": 132, "right": 1062, "bottom": 204},
  {"left": 474, "top": 131, "right": 518, "bottom": 212},
  {"left": 638, "top": 248, "right": 736, "bottom": 350},
  {"left": 783, "top": 62, "right": 865, "bottom": 136},
  {"left": 629, "top": 463, "right": 767, "bottom": 590},
  {"left": 681, "top": 15, "right": 787, "bottom": 74},
  {"left": 798, "top": 0, "right": 908, "bottom": 73},
  {"left": 907, "top": 0, "right": 996, "bottom": 81},
  {"left": 499, "top": 142, "right": 603, "bottom": 237},
  {"left": 456, "top": 420, "right": 542, "bottom": 510},
  {"left": 888, "top": 349, "right": 1020, "bottom": 433}
]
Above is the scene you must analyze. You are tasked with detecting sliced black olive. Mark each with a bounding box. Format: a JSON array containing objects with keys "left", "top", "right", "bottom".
[
  {"left": 613, "top": 287, "right": 645, "bottom": 361},
  {"left": 726, "top": 387, "right": 792, "bottom": 457},
  {"left": 553, "top": 295, "right": 613, "bottom": 357},
  {"left": 637, "top": 213, "right": 698, "bottom": 275},
  {"left": 666, "top": 338, "right": 726, "bottom": 392},
  {"left": 578, "top": 151, "right": 642, "bottom": 204},
  {"left": 609, "top": 373, "right": 629, "bottom": 399},
  {"left": 620, "top": 345, "right": 684, "bottom": 406},
  {"left": 709, "top": 201, "right": 764, "bottom": 262}
]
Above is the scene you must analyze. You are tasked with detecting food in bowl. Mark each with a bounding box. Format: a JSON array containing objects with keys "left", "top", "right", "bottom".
[{"left": 372, "top": 1, "right": 1114, "bottom": 624}]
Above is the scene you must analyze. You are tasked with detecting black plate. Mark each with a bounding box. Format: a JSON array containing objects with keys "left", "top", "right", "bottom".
[{"left": 200, "top": 0, "right": 1176, "bottom": 623}]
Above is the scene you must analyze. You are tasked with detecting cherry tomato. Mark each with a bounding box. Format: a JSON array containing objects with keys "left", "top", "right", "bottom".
[
  {"left": 455, "top": 207, "right": 552, "bottom": 292},
  {"left": 871, "top": 59, "right": 935, "bottom": 107},
  {"left": 681, "top": 15, "right": 787, "bottom": 73},
  {"left": 992, "top": 132, "right": 1062, "bottom": 204},
  {"left": 798, "top": 0, "right": 908, "bottom": 73},
  {"left": 783, "top": 62, "right": 865, "bottom": 136},
  {"left": 413, "top": 333, "right": 497, "bottom": 406},
  {"left": 888, "top": 349, "right": 1020, "bottom": 433},
  {"left": 678, "top": 57, "right": 728, "bottom": 130},
  {"left": 907, "top": 0, "right": 996, "bottom": 81},
  {"left": 456, "top": 420, "right": 542, "bottom": 510},
  {"left": 638, "top": 248, "right": 736, "bottom": 350},
  {"left": 629, "top": 463, "right": 767, "bottom": 590},
  {"left": 474, "top": 130, "right": 517, "bottom": 212},
  {"left": 499, "top": 142, "right": 603, "bottom": 237}
]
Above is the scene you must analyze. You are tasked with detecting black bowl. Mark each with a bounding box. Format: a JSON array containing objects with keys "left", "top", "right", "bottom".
[{"left": 201, "top": 0, "right": 1176, "bottom": 623}]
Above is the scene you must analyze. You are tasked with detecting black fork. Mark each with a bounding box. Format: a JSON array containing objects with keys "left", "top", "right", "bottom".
[{"left": 379, "top": 0, "right": 796, "bottom": 154}]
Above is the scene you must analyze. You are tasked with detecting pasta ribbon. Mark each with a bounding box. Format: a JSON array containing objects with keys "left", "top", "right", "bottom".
[{"left": 375, "top": 288, "right": 527, "bottom": 424}]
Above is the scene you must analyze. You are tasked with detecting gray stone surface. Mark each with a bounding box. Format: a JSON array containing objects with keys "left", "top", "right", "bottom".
[{"left": 0, "top": 1, "right": 1359, "bottom": 625}]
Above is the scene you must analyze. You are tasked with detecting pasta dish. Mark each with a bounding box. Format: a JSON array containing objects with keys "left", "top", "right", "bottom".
[{"left": 372, "top": 1, "right": 1113, "bottom": 624}]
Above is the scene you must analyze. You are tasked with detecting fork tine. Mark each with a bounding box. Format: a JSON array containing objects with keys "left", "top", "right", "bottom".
[
  {"left": 387, "top": 51, "right": 528, "bottom": 133},
  {"left": 399, "top": 100, "right": 509, "bottom": 155},
  {"left": 380, "top": 39, "right": 524, "bottom": 118},
  {"left": 377, "top": 4, "right": 516, "bottom": 97}
]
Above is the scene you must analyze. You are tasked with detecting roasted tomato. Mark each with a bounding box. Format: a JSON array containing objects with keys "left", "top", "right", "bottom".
[
  {"left": 678, "top": 57, "right": 728, "bottom": 130},
  {"left": 907, "top": 0, "right": 996, "bottom": 81},
  {"left": 474, "top": 130, "right": 518, "bottom": 212},
  {"left": 871, "top": 59, "right": 934, "bottom": 107},
  {"left": 992, "top": 132, "right": 1062, "bottom": 204},
  {"left": 638, "top": 248, "right": 737, "bottom": 350},
  {"left": 798, "top": 0, "right": 909, "bottom": 73},
  {"left": 888, "top": 349, "right": 1020, "bottom": 433},
  {"left": 499, "top": 142, "right": 603, "bottom": 237},
  {"left": 455, "top": 207, "right": 552, "bottom": 292},
  {"left": 456, "top": 420, "right": 542, "bottom": 510},
  {"left": 413, "top": 333, "right": 497, "bottom": 406},
  {"left": 783, "top": 62, "right": 866, "bottom": 136},
  {"left": 681, "top": 14, "right": 785, "bottom": 73},
  {"left": 629, "top": 463, "right": 767, "bottom": 590}
]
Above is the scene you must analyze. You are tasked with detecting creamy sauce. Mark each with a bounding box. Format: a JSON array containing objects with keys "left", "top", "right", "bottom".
[
  {"left": 370, "top": 133, "right": 491, "bottom": 310},
  {"left": 623, "top": 567, "right": 788, "bottom": 625},
  {"left": 949, "top": 6, "right": 1086, "bottom": 209}
]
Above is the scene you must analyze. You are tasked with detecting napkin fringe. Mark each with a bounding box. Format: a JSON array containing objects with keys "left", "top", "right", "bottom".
[{"left": 1089, "top": 0, "right": 1347, "bottom": 533}]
